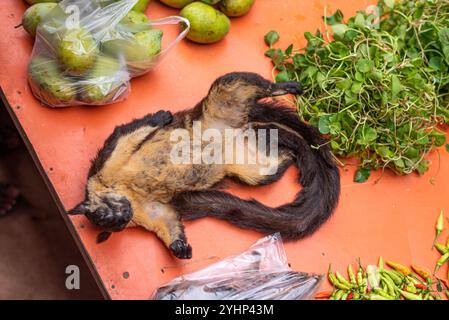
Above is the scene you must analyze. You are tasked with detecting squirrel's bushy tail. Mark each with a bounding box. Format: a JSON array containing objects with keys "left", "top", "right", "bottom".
[{"left": 171, "top": 103, "right": 340, "bottom": 240}]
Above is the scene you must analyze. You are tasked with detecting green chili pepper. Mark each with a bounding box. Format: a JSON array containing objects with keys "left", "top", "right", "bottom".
[
  {"left": 406, "top": 282, "right": 418, "bottom": 293},
  {"left": 378, "top": 256, "right": 384, "bottom": 270},
  {"left": 381, "top": 269, "right": 403, "bottom": 286},
  {"left": 399, "top": 289, "right": 423, "bottom": 300},
  {"left": 381, "top": 274, "right": 397, "bottom": 297},
  {"left": 335, "top": 271, "right": 353, "bottom": 288},
  {"left": 434, "top": 252, "right": 449, "bottom": 273},
  {"left": 334, "top": 290, "right": 345, "bottom": 300},
  {"left": 432, "top": 210, "right": 444, "bottom": 249},
  {"left": 341, "top": 292, "right": 349, "bottom": 300},
  {"left": 328, "top": 265, "right": 351, "bottom": 290},
  {"left": 348, "top": 264, "right": 357, "bottom": 285},
  {"left": 406, "top": 275, "right": 422, "bottom": 286},
  {"left": 368, "top": 294, "right": 390, "bottom": 300},
  {"left": 373, "top": 288, "right": 395, "bottom": 300},
  {"left": 357, "top": 267, "right": 364, "bottom": 285},
  {"left": 435, "top": 243, "right": 448, "bottom": 255},
  {"left": 356, "top": 262, "right": 367, "bottom": 293}
]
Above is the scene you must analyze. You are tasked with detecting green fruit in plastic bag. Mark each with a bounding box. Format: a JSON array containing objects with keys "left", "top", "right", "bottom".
[
  {"left": 57, "top": 27, "right": 99, "bottom": 75},
  {"left": 28, "top": 56, "right": 76, "bottom": 105},
  {"left": 132, "top": 28, "right": 163, "bottom": 58},
  {"left": 22, "top": 2, "right": 57, "bottom": 37},
  {"left": 102, "top": 28, "right": 163, "bottom": 61},
  {"left": 79, "top": 56, "right": 128, "bottom": 104},
  {"left": 180, "top": 2, "right": 230, "bottom": 44},
  {"left": 159, "top": 0, "right": 194, "bottom": 9},
  {"left": 102, "top": 28, "right": 163, "bottom": 76},
  {"left": 25, "top": 0, "right": 59, "bottom": 4},
  {"left": 219, "top": 0, "right": 255, "bottom": 17},
  {"left": 132, "top": 0, "right": 151, "bottom": 12},
  {"left": 101, "top": 0, "right": 150, "bottom": 12},
  {"left": 200, "top": 0, "right": 221, "bottom": 5},
  {"left": 118, "top": 10, "right": 150, "bottom": 33}
]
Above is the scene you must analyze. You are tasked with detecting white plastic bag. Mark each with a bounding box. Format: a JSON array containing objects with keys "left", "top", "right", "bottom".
[
  {"left": 152, "top": 234, "right": 323, "bottom": 300},
  {"left": 27, "top": 0, "right": 189, "bottom": 107}
]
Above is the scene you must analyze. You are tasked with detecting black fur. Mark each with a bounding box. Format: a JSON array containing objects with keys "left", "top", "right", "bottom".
[
  {"left": 171, "top": 103, "right": 340, "bottom": 241},
  {"left": 85, "top": 196, "right": 133, "bottom": 232},
  {"left": 97, "top": 231, "right": 112, "bottom": 243}
]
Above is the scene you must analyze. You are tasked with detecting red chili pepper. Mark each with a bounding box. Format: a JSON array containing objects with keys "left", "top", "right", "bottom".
[
  {"left": 414, "top": 283, "right": 427, "bottom": 290},
  {"left": 315, "top": 291, "right": 333, "bottom": 299},
  {"left": 347, "top": 292, "right": 353, "bottom": 300}
]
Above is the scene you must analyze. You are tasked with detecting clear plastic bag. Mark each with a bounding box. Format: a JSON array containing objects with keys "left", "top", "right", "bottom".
[
  {"left": 152, "top": 233, "right": 323, "bottom": 300},
  {"left": 27, "top": 0, "right": 189, "bottom": 107}
]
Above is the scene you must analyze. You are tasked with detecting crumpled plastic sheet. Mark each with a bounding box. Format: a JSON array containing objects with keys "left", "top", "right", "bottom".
[{"left": 152, "top": 233, "right": 323, "bottom": 300}]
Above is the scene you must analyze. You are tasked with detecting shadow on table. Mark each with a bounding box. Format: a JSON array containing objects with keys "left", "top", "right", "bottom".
[{"left": 0, "top": 103, "right": 103, "bottom": 300}]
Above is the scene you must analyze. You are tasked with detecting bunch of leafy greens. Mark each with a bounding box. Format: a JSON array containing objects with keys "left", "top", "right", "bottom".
[{"left": 264, "top": 0, "right": 449, "bottom": 182}]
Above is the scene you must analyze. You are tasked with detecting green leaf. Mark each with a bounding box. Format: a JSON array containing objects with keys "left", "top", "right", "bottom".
[
  {"left": 391, "top": 75, "right": 401, "bottom": 99},
  {"left": 318, "top": 115, "right": 331, "bottom": 134},
  {"left": 324, "top": 9, "right": 344, "bottom": 25},
  {"left": 355, "top": 71, "right": 365, "bottom": 82},
  {"left": 394, "top": 159, "right": 405, "bottom": 169},
  {"left": 336, "top": 79, "right": 352, "bottom": 90},
  {"left": 275, "top": 71, "right": 290, "bottom": 83},
  {"left": 446, "top": 144, "right": 449, "bottom": 153},
  {"left": 429, "top": 56, "right": 443, "bottom": 71},
  {"left": 354, "top": 13, "right": 366, "bottom": 28},
  {"left": 264, "top": 31, "right": 280, "bottom": 47},
  {"left": 416, "top": 160, "right": 430, "bottom": 175},
  {"left": 384, "top": 0, "right": 395, "bottom": 9},
  {"left": 351, "top": 82, "right": 363, "bottom": 94},
  {"left": 292, "top": 53, "right": 306, "bottom": 68},
  {"left": 439, "top": 28, "right": 449, "bottom": 61},
  {"left": 356, "top": 59, "right": 374, "bottom": 73},
  {"left": 331, "top": 24, "right": 349, "bottom": 38},
  {"left": 354, "top": 168, "right": 371, "bottom": 183},
  {"left": 416, "top": 131, "right": 430, "bottom": 145},
  {"left": 285, "top": 44, "right": 293, "bottom": 56},
  {"left": 405, "top": 147, "right": 419, "bottom": 159},
  {"left": 317, "top": 72, "right": 326, "bottom": 89},
  {"left": 268, "top": 48, "right": 285, "bottom": 67},
  {"left": 357, "top": 126, "right": 377, "bottom": 145},
  {"left": 376, "top": 146, "right": 394, "bottom": 158},
  {"left": 264, "top": 48, "right": 275, "bottom": 57},
  {"left": 368, "top": 70, "right": 383, "bottom": 81},
  {"left": 430, "top": 131, "right": 446, "bottom": 147},
  {"left": 304, "top": 66, "right": 318, "bottom": 79}
]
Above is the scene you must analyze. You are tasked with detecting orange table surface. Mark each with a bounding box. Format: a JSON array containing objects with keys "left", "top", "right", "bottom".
[{"left": 1, "top": 0, "right": 449, "bottom": 299}]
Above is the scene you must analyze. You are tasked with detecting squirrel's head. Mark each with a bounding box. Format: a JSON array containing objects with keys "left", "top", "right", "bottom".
[
  {"left": 68, "top": 194, "right": 133, "bottom": 242},
  {"left": 208, "top": 72, "right": 303, "bottom": 103}
]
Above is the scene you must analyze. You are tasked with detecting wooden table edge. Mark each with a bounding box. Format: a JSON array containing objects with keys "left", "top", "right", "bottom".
[{"left": 1, "top": 86, "right": 110, "bottom": 300}]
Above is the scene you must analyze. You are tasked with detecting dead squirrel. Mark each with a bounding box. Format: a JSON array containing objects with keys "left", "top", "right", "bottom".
[{"left": 69, "top": 72, "right": 340, "bottom": 259}]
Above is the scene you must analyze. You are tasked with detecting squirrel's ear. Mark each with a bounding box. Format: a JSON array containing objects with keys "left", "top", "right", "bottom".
[{"left": 68, "top": 201, "right": 90, "bottom": 215}]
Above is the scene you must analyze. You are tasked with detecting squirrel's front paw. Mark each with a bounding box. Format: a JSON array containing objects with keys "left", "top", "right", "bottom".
[{"left": 169, "top": 239, "right": 192, "bottom": 259}]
